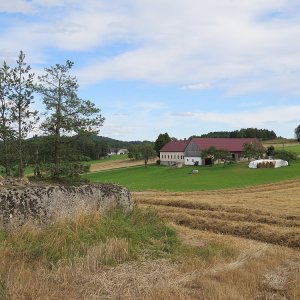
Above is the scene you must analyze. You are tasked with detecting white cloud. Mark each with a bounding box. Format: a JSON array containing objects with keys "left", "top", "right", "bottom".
[
  {"left": 0, "top": 0, "right": 34, "bottom": 13},
  {"left": 181, "top": 83, "right": 211, "bottom": 90},
  {"left": 170, "top": 105, "right": 300, "bottom": 127},
  {"left": 1, "top": 1, "right": 300, "bottom": 102}
]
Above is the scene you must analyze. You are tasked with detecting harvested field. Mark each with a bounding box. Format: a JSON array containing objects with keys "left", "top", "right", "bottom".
[
  {"left": 134, "top": 178, "right": 300, "bottom": 249},
  {"left": 90, "top": 158, "right": 157, "bottom": 172}
]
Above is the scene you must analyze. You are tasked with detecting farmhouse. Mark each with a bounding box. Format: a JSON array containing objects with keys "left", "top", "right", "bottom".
[
  {"left": 160, "top": 140, "right": 189, "bottom": 166},
  {"left": 160, "top": 138, "right": 259, "bottom": 166}
]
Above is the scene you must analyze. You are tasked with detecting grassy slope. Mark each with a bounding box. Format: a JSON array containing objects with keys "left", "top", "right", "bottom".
[{"left": 84, "top": 161, "right": 300, "bottom": 192}]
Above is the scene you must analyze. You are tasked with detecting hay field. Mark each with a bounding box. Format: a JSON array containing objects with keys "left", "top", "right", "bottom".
[
  {"left": 0, "top": 180, "right": 299, "bottom": 299},
  {"left": 131, "top": 179, "right": 300, "bottom": 299},
  {"left": 90, "top": 158, "right": 157, "bottom": 172},
  {"left": 134, "top": 178, "right": 300, "bottom": 248}
]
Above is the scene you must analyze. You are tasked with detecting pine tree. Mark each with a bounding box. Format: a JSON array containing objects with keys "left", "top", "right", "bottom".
[
  {"left": 0, "top": 61, "right": 14, "bottom": 175},
  {"left": 37, "top": 60, "right": 104, "bottom": 177},
  {"left": 9, "top": 51, "right": 38, "bottom": 177}
]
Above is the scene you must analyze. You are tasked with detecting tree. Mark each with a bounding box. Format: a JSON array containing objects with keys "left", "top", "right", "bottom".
[
  {"left": 128, "top": 144, "right": 157, "bottom": 168},
  {"left": 201, "top": 146, "right": 231, "bottom": 166},
  {"left": 37, "top": 60, "right": 104, "bottom": 177},
  {"left": 266, "top": 145, "right": 275, "bottom": 157},
  {"left": 154, "top": 132, "right": 171, "bottom": 156},
  {"left": 243, "top": 141, "right": 265, "bottom": 159},
  {"left": 0, "top": 61, "right": 14, "bottom": 175},
  {"left": 273, "top": 150, "right": 297, "bottom": 165},
  {"left": 9, "top": 51, "right": 38, "bottom": 177},
  {"left": 295, "top": 125, "right": 300, "bottom": 142}
]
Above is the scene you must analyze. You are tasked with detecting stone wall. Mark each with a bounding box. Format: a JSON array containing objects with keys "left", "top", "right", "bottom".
[{"left": 0, "top": 184, "right": 134, "bottom": 229}]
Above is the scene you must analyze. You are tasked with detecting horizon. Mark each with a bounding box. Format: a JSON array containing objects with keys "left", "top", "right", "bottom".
[{"left": 1, "top": 1, "right": 300, "bottom": 141}]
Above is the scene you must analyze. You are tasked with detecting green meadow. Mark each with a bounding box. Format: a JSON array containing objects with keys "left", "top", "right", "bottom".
[{"left": 84, "top": 161, "right": 300, "bottom": 192}]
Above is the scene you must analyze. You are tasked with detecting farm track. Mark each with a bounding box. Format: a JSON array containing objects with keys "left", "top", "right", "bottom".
[{"left": 134, "top": 178, "right": 300, "bottom": 249}]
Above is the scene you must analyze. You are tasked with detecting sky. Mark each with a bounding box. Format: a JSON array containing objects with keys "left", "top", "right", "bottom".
[{"left": 1, "top": 0, "right": 300, "bottom": 141}]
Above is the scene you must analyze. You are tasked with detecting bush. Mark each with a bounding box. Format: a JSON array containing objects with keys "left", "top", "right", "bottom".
[
  {"left": 156, "top": 159, "right": 161, "bottom": 165},
  {"left": 273, "top": 150, "right": 297, "bottom": 164},
  {"left": 40, "top": 162, "right": 90, "bottom": 179}
]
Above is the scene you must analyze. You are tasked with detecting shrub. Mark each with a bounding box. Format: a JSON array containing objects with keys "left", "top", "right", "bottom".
[{"left": 273, "top": 150, "right": 297, "bottom": 164}]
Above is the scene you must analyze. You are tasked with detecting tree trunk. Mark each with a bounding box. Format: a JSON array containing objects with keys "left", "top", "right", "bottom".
[{"left": 18, "top": 103, "right": 23, "bottom": 178}]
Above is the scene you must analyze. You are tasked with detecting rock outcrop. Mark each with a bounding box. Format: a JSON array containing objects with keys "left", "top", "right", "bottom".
[{"left": 0, "top": 184, "right": 134, "bottom": 229}]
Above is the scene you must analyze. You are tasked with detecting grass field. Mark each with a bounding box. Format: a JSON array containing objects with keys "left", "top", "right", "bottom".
[
  {"left": 84, "top": 161, "right": 300, "bottom": 191},
  {"left": 263, "top": 139, "right": 300, "bottom": 154}
]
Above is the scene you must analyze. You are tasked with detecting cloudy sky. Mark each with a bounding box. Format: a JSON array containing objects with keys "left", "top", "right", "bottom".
[{"left": 1, "top": 0, "right": 300, "bottom": 141}]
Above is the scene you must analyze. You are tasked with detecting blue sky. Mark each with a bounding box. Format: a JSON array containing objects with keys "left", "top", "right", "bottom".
[{"left": 1, "top": 0, "right": 300, "bottom": 141}]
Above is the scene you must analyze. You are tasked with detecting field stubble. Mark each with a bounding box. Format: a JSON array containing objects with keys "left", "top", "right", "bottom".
[{"left": 0, "top": 179, "right": 299, "bottom": 299}]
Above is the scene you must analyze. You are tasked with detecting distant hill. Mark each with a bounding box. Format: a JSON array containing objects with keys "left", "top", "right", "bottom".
[{"left": 94, "top": 136, "right": 153, "bottom": 149}]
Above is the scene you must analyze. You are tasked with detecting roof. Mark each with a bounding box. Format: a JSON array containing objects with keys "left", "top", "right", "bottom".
[
  {"left": 191, "top": 138, "right": 258, "bottom": 152},
  {"left": 160, "top": 140, "right": 189, "bottom": 152}
]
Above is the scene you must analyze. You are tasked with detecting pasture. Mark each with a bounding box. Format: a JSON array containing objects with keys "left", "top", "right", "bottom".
[
  {"left": 264, "top": 139, "right": 300, "bottom": 154},
  {"left": 84, "top": 161, "right": 300, "bottom": 191}
]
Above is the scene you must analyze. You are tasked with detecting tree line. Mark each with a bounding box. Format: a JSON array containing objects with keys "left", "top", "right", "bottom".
[
  {"left": 191, "top": 128, "right": 277, "bottom": 140},
  {"left": 0, "top": 51, "right": 104, "bottom": 179}
]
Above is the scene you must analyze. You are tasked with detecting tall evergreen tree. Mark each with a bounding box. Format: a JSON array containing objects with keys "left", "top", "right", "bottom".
[
  {"left": 9, "top": 51, "right": 38, "bottom": 177},
  {"left": 37, "top": 60, "right": 104, "bottom": 177},
  {"left": 0, "top": 61, "right": 13, "bottom": 175}
]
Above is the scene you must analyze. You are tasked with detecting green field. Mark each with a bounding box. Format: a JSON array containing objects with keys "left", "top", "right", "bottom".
[
  {"left": 264, "top": 140, "right": 300, "bottom": 154},
  {"left": 274, "top": 144, "right": 300, "bottom": 154},
  {"left": 84, "top": 161, "right": 300, "bottom": 192}
]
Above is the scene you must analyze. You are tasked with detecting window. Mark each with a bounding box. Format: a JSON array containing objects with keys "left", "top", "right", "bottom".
[{"left": 178, "top": 155, "right": 179, "bottom": 159}]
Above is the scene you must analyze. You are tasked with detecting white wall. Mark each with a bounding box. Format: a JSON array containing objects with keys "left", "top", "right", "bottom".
[
  {"left": 185, "top": 157, "right": 202, "bottom": 166},
  {"left": 160, "top": 152, "right": 185, "bottom": 165}
]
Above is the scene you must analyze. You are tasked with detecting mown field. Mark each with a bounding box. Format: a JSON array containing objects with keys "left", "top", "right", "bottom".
[
  {"left": 1, "top": 181, "right": 299, "bottom": 299},
  {"left": 264, "top": 140, "right": 300, "bottom": 154},
  {"left": 84, "top": 160, "right": 300, "bottom": 191}
]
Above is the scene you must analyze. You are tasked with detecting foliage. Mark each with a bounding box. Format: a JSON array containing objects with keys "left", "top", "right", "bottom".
[
  {"left": 273, "top": 150, "right": 297, "bottom": 164},
  {"left": 0, "top": 61, "right": 15, "bottom": 176},
  {"left": 266, "top": 145, "right": 275, "bottom": 157},
  {"left": 200, "top": 146, "right": 232, "bottom": 165},
  {"left": 295, "top": 125, "right": 300, "bottom": 142},
  {"left": 37, "top": 60, "right": 104, "bottom": 177},
  {"left": 154, "top": 132, "right": 171, "bottom": 156},
  {"left": 198, "top": 128, "right": 277, "bottom": 140},
  {"left": 6, "top": 51, "right": 38, "bottom": 177},
  {"left": 128, "top": 144, "right": 157, "bottom": 168},
  {"left": 39, "top": 162, "right": 90, "bottom": 179},
  {"left": 243, "top": 141, "right": 265, "bottom": 159}
]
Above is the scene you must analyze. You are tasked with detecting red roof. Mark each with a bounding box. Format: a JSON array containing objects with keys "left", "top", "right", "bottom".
[
  {"left": 160, "top": 140, "right": 189, "bottom": 152},
  {"left": 191, "top": 138, "right": 258, "bottom": 152}
]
